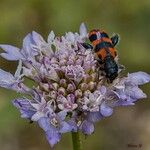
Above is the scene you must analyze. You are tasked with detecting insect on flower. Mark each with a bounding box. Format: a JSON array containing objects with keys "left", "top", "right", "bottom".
[
  {"left": 0, "top": 23, "right": 149, "bottom": 148},
  {"left": 82, "top": 29, "right": 120, "bottom": 83}
]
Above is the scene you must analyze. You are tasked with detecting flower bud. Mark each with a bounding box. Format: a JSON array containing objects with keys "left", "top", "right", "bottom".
[
  {"left": 75, "top": 89, "right": 82, "bottom": 98},
  {"left": 91, "top": 73, "right": 97, "bottom": 82},
  {"left": 50, "top": 90, "right": 57, "bottom": 99},
  {"left": 88, "top": 81, "right": 96, "bottom": 91},
  {"left": 58, "top": 87, "right": 66, "bottom": 96},
  {"left": 52, "top": 83, "right": 59, "bottom": 90},
  {"left": 67, "top": 83, "right": 76, "bottom": 93},
  {"left": 59, "top": 59, "right": 67, "bottom": 66},
  {"left": 59, "top": 79, "right": 67, "bottom": 87},
  {"left": 80, "top": 83, "right": 88, "bottom": 91},
  {"left": 83, "top": 74, "right": 91, "bottom": 83}
]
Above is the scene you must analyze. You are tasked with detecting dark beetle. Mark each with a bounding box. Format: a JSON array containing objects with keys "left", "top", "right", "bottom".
[{"left": 82, "top": 29, "right": 119, "bottom": 82}]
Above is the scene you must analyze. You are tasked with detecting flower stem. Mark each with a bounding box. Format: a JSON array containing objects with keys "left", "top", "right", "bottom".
[{"left": 71, "top": 132, "right": 82, "bottom": 150}]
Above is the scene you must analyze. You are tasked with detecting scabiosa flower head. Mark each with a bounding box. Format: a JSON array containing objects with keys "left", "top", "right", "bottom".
[{"left": 0, "top": 23, "right": 150, "bottom": 147}]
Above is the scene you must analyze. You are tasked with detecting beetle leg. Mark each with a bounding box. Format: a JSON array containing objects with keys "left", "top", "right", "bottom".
[
  {"left": 111, "top": 34, "right": 120, "bottom": 47},
  {"left": 81, "top": 43, "right": 93, "bottom": 50}
]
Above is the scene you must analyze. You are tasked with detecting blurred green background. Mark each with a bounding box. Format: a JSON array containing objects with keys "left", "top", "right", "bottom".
[{"left": 0, "top": 0, "right": 150, "bottom": 150}]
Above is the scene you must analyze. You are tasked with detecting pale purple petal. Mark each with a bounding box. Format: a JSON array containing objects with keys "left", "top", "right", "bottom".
[
  {"left": 31, "top": 111, "right": 45, "bottom": 121},
  {"left": 99, "top": 85, "right": 107, "bottom": 94},
  {"left": 114, "top": 89, "right": 127, "bottom": 100},
  {"left": 13, "top": 98, "right": 36, "bottom": 119},
  {"left": 46, "top": 129, "right": 61, "bottom": 148},
  {"left": 0, "top": 69, "right": 18, "bottom": 88},
  {"left": 87, "top": 112, "right": 103, "bottom": 122},
  {"left": 79, "top": 23, "right": 87, "bottom": 38},
  {"left": 38, "top": 117, "right": 51, "bottom": 131},
  {"left": 67, "top": 119, "right": 77, "bottom": 132},
  {"left": 80, "top": 120, "right": 94, "bottom": 135},
  {"left": 22, "top": 33, "right": 33, "bottom": 56},
  {"left": 127, "top": 72, "right": 150, "bottom": 85},
  {"left": 126, "top": 86, "right": 147, "bottom": 100},
  {"left": 0, "top": 44, "right": 23, "bottom": 60},
  {"left": 14, "top": 60, "right": 22, "bottom": 78},
  {"left": 47, "top": 31, "right": 55, "bottom": 43},
  {"left": 57, "top": 111, "right": 67, "bottom": 120},
  {"left": 0, "top": 68, "right": 28, "bottom": 93},
  {"left": 65, "top": 32, "right": 75, "bottom": 43},
  {"left": 100, "top": 102, "right": 113, "bottom": 117},
  {"left": 32, "top": 31, "right": 46, "bottom": 46},
  {"left": 38, "top": 117, "right": 61, "bottom": 147},
  {"left": 114, "top": 99, "right": 134, "bottom": 106},
  {"left": 59, "top": 121, "right": 72, "bottom": 133},
  {"left": 21, "top": 33, "right": 38, "bottom": 59}
]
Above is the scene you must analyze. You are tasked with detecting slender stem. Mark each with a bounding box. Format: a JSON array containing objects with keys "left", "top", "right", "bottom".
[{"left": 71, "top": 132, "right": 82, "bottom": 150}]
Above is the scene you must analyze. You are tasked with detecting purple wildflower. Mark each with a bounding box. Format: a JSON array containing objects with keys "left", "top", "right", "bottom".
[{"left": 0, "top": 23, "right": 149, "bottom": 147}]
